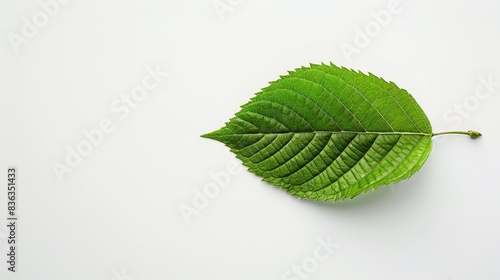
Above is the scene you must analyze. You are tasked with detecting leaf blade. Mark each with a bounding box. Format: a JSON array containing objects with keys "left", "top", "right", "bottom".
[{"left": 202, "top": 63, "right": 433, "bottom": 202}]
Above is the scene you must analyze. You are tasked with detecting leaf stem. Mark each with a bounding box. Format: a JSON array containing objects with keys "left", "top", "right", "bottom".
[{"left": 431, "top": 130, "right": 482, "bottom": 139}]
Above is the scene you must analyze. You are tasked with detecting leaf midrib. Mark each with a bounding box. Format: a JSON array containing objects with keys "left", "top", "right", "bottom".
[{"left": 215, "top": 131, "right": 432, "bottom": 136}]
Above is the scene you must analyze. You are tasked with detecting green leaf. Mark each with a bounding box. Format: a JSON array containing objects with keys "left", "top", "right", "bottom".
[{"left": 202, "top": 63, "right": 476, "bottom": 202}]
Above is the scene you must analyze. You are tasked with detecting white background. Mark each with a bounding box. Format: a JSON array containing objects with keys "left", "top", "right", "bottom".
[{"left": 1, "top": 0, "right": 499, "bottom": 279}]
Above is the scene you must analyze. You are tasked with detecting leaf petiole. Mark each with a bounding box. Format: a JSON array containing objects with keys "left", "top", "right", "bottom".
[{"left": 431, "top": 130, "right": 482, "bottom": 139}]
